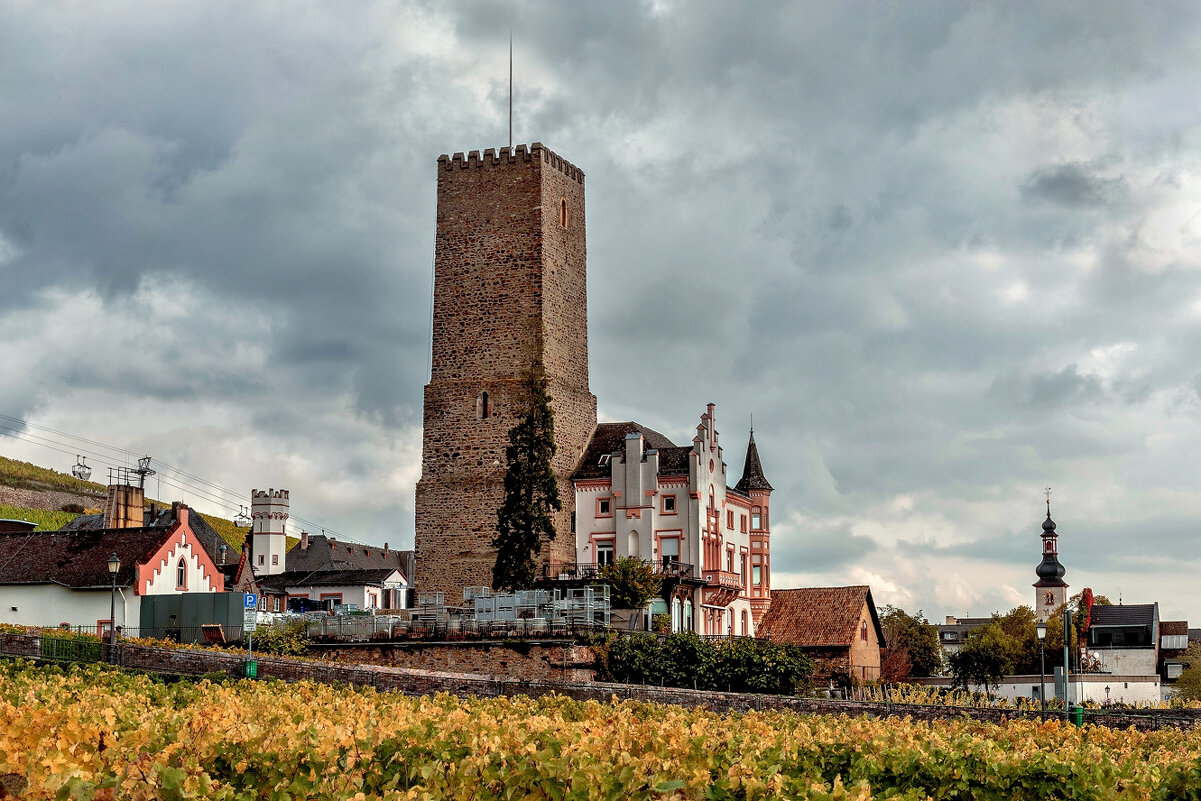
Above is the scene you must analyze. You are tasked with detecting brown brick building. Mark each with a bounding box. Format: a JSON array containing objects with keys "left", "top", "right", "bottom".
[{"left": 414, "top": 144, "right": 597, "bottom": 603}]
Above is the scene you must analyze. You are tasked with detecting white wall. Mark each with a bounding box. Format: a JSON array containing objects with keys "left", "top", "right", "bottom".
[
  {"left": 285, "top": 584, "right": 398, "bottom": 609},
  {"left": 0, "top": 584, "right": 139, "bottom": 631},
  {"left": 914, "top": 674, "right": 1163, "bottom": 705},
  {"left": 1092, "top": 648, "right": 1158, "bottom": 675},
  {"left": 142, "top": 539, "right": 220, "bottom": 595}
]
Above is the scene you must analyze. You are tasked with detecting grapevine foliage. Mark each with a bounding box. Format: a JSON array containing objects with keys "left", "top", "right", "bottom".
[{"left": 1, "top": 660, "right": 1200, "bottom": 800}]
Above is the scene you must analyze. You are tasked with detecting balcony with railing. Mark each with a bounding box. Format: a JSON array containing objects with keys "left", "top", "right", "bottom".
[{"left": 703, "top": 569, "right": 742, "bottom": 590}]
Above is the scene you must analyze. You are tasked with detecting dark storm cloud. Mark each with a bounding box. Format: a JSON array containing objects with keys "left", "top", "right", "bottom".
[
  {"left": 1023, "top": 162, "right": 1127, "bottom": 208},
  {"left": 2, "top": 1, "right": 1201, "bottom": 619}
]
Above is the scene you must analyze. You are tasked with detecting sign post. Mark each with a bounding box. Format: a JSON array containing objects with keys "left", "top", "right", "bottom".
[{"left": 243, "top": 593, "right": 258, "bottom": 678}]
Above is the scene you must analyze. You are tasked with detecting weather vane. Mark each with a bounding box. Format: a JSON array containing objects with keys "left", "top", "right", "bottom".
[{"left": 1045, "top": 487, "right": 1052, "bottom": 513}]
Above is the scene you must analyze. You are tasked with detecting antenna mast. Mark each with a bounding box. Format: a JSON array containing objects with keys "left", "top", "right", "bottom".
[{"left": 508, "top": 30, "right": 513, "bottom": 150}]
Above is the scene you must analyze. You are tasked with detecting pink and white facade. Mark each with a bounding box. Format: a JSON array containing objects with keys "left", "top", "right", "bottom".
[{"left": 570, "top": 405, "right": 773, "bottom": 636}]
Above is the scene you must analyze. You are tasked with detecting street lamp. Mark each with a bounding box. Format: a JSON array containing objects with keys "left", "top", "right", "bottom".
[
  {"left": 107, "top": 553, "right": 121, "bottom": 656},
  {"left": 1105, "top": 685, "right": 1111, "bottom": 706},
  {"left": 1036, "top": 621, "right": 1047, "bottom": 720}
]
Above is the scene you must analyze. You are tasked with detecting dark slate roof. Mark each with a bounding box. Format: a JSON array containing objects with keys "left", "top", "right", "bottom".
[
  {"left": 1090, "top": 603, "right": 1157, "bottom": 628},
  {"left": 656, "top": 446, "right": 693, "bottom": 477},
  {"left": 285, "top": 534, "right": 412, "bottom": 578},
  {"left": 1190, "top": 628, "right": 1201, "bottom": 643},
  {"left": 58, "top": 506, "right": 234, "bottom": 571},
  {"left": 757, "top": 586, "right": 885, "bottom": 648},
  {"left": 571, "top": 422, "right": 677, "bottom": 480},
  {"left": 734, "top": 430, "right": 773, "bottom": 492},
  {"left": 0, "top": 526, "right": 173, "bottom": 588},
  {"left": 258, "top": 568, "right": 402, "bottom": 592}
]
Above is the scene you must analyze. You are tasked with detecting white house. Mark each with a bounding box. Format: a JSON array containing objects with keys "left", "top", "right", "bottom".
[
  {"left": 257, "top": 568, "right": 407, "bottom": 612},
  {"left": 566, "top": 405, "right": 773, "bottom": 636},
  {"left": 0, "top": 502, "right": 223, "bottom": 634}
]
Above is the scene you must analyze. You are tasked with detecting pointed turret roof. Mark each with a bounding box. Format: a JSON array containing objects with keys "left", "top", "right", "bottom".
[{"left": 735, "top": 429, "right": 773, "bottom": 492}]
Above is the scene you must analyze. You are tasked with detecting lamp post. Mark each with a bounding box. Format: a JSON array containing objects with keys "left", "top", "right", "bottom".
[
  {"left": 107, "top": 553, "right": 120, "bottom": 660},
  {"left": 1036, "top": 621, "right": 1047, "bottom": 720},
  {"left": 1105, "top": 685, "right": 1111, "bottom": 707}
]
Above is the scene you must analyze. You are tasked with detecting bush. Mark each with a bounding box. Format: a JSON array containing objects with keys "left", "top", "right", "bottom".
[
  {"left": 249, "top": 622, "right": 309, "bottom": 656},
  {"left": 597, "top": 631, "right": 812, "bottom": 694}
]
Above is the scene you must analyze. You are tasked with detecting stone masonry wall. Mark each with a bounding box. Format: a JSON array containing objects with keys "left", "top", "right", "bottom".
[
  {"left": 415, "top": 144, "right": 597, "bottom": 602},
  {"left": 316, "top": 642, "right": 596, "bottom": 683},
  {"left": 0, "top": 485, "right": 105, "bottom": 513}
]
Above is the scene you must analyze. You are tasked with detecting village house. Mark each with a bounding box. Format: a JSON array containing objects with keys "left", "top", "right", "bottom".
[
  {"left": 756, "top": 586, "right": 885, "bottom": 684},
  {"left": 565, "top": 407, "right": 773, "bottom": 636},
  {"left": 0, "top": 496, "right": 222, "bottom": 634}
]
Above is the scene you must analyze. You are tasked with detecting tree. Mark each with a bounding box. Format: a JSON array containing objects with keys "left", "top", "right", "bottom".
[
  {"left": 491, "top": 361, "right": 560, "bottom": 591},
  {"left": 878, "top": 606, "right": 943, "bottom": 678},
  {"left": 949, "top": 621, "right": 1016, "bottom": 691},
  {"left": 1174, "top": 643, "right": 1201, "bottom": 702},
  {"left": 599, "top": 556, "right": 662, "bottom": 609}
]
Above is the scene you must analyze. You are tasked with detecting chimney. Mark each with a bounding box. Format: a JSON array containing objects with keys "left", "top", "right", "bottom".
[
  {"left": 384, "top": 542, "right": 389, "bottom": 554},
  {"left": 300, "top": 530, "right": 309, "bottom": 550},
  {"left": 104, "top": 481, "right": 145, "bottom": 530}
]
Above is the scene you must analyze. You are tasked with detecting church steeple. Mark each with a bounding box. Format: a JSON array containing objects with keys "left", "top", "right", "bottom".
[
  {"left": 1033, "top": 489, "right": 1068, "bottom": 622},
  {"left": 735, "top": 428, "right": 773, "bottom": 493}
]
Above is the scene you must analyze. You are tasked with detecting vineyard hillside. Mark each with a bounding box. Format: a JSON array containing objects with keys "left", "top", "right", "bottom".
[{"left": 0, "top": 454, "right": 247, "bottom": 548}]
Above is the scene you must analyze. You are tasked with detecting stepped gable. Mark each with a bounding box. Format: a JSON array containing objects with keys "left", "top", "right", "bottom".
[
  {"left": 570, "top": 422, "right": 676, "bottom": 480},
  {"left": 60, "top": 506, "right": 231, "bottom": 571},
  {"left": 0, "top": 525, "right": 172, "bottom": 588},
  {"left": 757, "top": 586, "right": 885, "bottom": 647},
  {"left": 734, "top": 430, "right": 773, "bottom": 493}
]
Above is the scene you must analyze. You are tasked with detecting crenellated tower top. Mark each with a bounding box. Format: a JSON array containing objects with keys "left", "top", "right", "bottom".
[{"left": 437, "top": 142, "right": 585, "bottom": 184}]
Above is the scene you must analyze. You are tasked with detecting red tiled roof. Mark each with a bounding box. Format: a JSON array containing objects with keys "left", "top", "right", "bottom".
[{"left": 758, "top": 586, "right": 885, "bottom": 647}]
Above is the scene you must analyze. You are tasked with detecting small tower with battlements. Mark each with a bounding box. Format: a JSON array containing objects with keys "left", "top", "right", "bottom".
[
  {"left": 414, "top": 143, "right": 598, "bottom": 602},
  {"left": 251, "top": 488, "right": 289, "bottom": 576},
  {"left": 1034, "top": 491, "right": 1068, "bottom": 622}
]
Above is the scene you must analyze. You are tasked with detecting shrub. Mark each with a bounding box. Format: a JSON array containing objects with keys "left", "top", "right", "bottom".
[
  {"left": 597, "top": 631, "right": 812, "bottom": 694},
  {"left": 249, "top": 622, "right": 310, "bottom": 657}
]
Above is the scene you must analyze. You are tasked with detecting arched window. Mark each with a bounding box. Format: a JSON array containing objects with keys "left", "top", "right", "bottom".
[
  {"left": 860, "top": 621, "right": 868, "bottom": 642},
  {"left": 741, "top": 610, "right": 748, "bottom": 635},
  {"left": 559, "top": 197, "right": 568, "bottom": 228},
  {"left": 176, "top": 558, "right": 187, "bottom": 589},
  {"left": 627, "top": 530, "right": 639, "bottom": 558},
  {"left": 671, "top": 597, "right": 681, "bottom": 632}
]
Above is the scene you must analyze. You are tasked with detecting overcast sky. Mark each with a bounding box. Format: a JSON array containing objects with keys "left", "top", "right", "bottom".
[{"left": 2, "top": 1, "right": 1200, "bottom": 623}]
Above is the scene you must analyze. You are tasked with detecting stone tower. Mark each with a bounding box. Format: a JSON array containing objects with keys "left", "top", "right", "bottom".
[
  {"left": 251, "top": 488, "right": 289, "bottom": 576},
  {"left": 414, "top": 143, "right": 598, "bottom": 602},
  {"left": 1033, "top": 497, "right": 1067, "bottom": 622}
]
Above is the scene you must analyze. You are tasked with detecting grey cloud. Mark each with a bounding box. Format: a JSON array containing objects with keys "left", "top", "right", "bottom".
[
  {"left": 2, "top": 1, "right": 1201, "bottom": 621},
  {"left": 1022, "top": 162, "right": 1127, "bottom": 208}
]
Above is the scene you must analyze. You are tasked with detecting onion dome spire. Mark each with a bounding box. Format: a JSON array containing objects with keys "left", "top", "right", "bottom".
[{"left": 1034, "top": 489, "right": 1066, "bottom": 586}]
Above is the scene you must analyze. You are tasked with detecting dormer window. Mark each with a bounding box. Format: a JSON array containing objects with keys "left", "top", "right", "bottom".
[{"left": 598, "top": 454, "right": 611, "bottom": 466}]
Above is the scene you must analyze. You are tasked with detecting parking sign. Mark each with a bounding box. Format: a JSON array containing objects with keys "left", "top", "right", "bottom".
[{"left": 244, "top": 593, "right": 258, "bottom": 610}]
